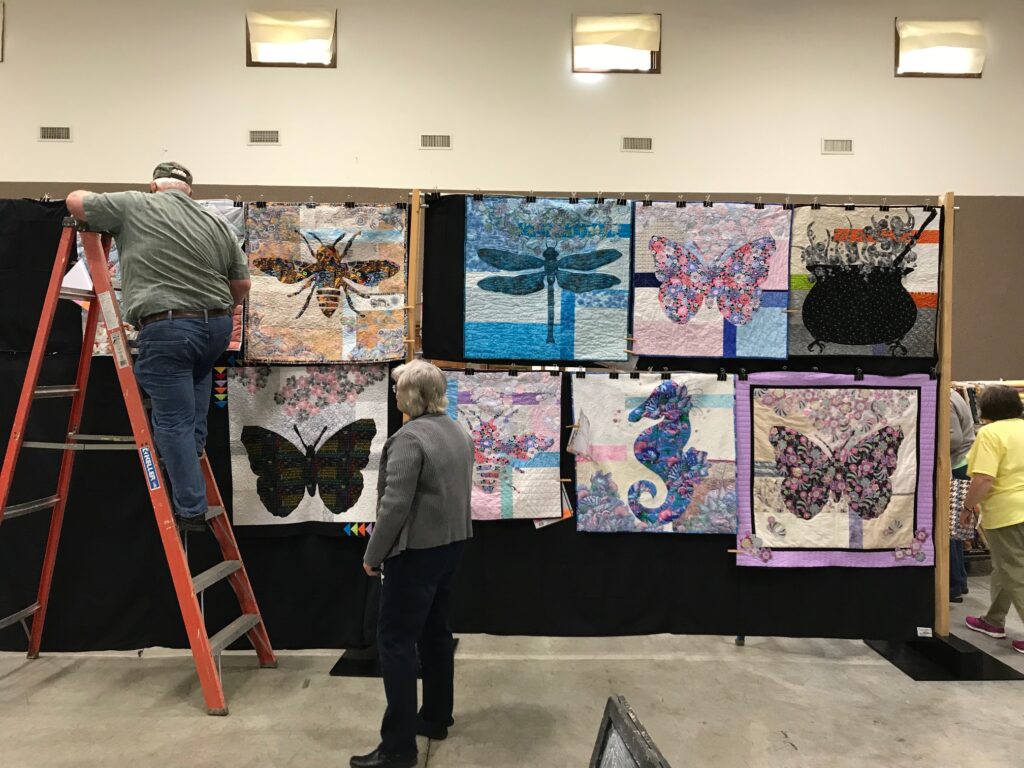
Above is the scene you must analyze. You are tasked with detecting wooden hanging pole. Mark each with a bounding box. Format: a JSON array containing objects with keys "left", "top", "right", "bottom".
[
  {"left": 934, "top": 191, "right": 955, "bottom": 637},
  {"left": 406, "top": 189, "right": 424, "bottom": 366}
]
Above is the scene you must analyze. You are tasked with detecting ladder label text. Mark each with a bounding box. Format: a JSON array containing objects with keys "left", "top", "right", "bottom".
[{"left": 140, "top": 447, "right": 161, "bottom": 490}]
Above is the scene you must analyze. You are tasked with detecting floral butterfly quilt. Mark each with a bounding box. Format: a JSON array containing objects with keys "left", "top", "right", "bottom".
[
  {"left": 632, "top": 203, "right": 791, "bottom": 358},
  {"left": 735, "top": 372, "right": 936, "bottom": 567}
]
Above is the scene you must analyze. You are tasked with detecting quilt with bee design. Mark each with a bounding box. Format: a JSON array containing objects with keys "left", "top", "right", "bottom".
[
  {"left": 735, "top": 372, "right": 936, "bottom": 567},
  {"left": 244, "top": 203, "right": 407, "bottom": 363},
  {"left": 570, "top": 373, "right": 737, "bottom": 534},
  {"left": 228, "top": 365, "right": 389, "bottom": 531},
  {"left": 445, "top": 372, "right": 563, "bottom": 520},
  {"left": 632, "top": 202, "right": 792, "bottom": 358},
  {"left": 464, "top": 196, "right": 631, "bottom": 362}
]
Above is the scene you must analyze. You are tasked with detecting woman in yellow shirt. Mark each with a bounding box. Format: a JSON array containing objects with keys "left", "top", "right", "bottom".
[{"left": 962, "top": 385, "right": 1024, "bottom": 654}]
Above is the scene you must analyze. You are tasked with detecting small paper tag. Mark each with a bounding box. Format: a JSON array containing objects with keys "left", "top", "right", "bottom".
[
  {"left": 110, "top": 330, "right": 130, "bottom": 369},
  {"left": 97, "top": 290, "right": 120, "bottom": 331},
  {"left": 916, "top": 627, "right": 934, "bottom": 638}
]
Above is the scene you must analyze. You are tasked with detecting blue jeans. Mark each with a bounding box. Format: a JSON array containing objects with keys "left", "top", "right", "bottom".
[{"left": 134, "top": 315, "right": 232, "bottom": 518}]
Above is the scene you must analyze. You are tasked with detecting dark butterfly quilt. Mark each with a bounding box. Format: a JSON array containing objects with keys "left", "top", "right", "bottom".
[
  {"left": 735, "top": 372, "right": 936, "bottom": 567},
  {"left": 228, "top": 365, "right": 389, "bottom": 528}
]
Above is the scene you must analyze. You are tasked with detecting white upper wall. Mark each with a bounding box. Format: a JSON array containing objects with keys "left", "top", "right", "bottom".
[{"left": 1, "top": 0, "right": 1022, "bottom": 195}]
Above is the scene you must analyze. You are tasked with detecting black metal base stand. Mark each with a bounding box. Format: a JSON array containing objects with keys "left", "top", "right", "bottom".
[
  {"left": 865, "top": 634, "right": 1024, "bottom": 681},
  {"left": 329, "top": 638, "right": 461, "bottom": 678}
]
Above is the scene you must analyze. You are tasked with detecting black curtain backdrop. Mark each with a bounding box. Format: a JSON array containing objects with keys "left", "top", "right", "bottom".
[{"left": 0, "top": 196, "right": 936, "bottom": 654}]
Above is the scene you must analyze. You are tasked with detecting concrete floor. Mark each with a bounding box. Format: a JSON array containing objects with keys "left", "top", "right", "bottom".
[{"left": 1, "top": 574, "right": 1022, "bottom": 768}]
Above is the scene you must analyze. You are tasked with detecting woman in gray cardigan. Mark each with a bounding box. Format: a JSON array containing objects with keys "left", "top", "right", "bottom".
[{"left": 352, "top": 360, "right": 474, "bottom": 768}]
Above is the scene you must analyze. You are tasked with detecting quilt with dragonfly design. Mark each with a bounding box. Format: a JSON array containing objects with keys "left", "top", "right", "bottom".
[{"left": 463, "top": 197, "right": 631, "bottom": 362}]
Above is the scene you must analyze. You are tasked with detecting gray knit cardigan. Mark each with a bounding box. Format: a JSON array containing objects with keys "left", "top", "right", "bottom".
[{"left": 363, "top": 413, "right": 475, "bottom": 567}]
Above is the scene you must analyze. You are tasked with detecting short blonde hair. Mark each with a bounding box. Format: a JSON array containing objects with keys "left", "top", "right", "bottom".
[{"left": 393, "top": 360, "right": 449, "bottom": 418}]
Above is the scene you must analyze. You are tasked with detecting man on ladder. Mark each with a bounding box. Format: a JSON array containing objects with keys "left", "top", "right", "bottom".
[{"left": 65, "top": 162, "right": 250, "bottom": 527}]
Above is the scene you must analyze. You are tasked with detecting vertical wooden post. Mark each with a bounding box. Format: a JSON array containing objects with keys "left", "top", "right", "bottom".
[
  {"left": 401, "top": 189, "right": 425, "bottom": 424},
  {"left": 934, "top": 191, "right": 955, "bottom": 636}
]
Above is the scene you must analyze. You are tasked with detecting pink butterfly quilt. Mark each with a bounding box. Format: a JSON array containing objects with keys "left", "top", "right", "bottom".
[{"left": 632, "top": 203, "right": 791, "bottom": 358}]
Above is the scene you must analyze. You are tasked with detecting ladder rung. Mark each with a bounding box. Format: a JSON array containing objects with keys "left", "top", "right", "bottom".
[
  {"left": 192, "top": 560, "right": 242, "bottom": 594},
  {"left": 3, "top": 495, "right": 60, "bottom": 521},
  {"left": 59, "top": 287, "right": 95, "bottom": 302},
  {"left": 74, "top": 434, "right": 136, "bottom": 443},
  {"left": 34, "top": 385, "right": 80, "bottom": 399},
  {"left": 206, "top": 506, "right": 225, "bottom": 521},
  {"left": 22, "top": 441, "right": 136, "bottom": 452},
  {"left": 0, "top": 603, "right": 40, "bottom": 631},
  {"left": 208, "top": 614, "right": 261, "bottom": 657}
]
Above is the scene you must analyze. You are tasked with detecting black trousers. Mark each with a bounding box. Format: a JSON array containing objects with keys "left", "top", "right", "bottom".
[{"left": 378, "top": 541, "right": 464, "bottom": 755}]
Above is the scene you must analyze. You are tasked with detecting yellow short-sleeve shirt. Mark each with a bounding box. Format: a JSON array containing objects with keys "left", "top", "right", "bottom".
[{"left": 967, "top": 419, "right": 1024, "bottom": 530}]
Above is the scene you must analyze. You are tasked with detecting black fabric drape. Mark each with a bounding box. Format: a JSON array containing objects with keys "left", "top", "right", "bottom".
[{"left": 0, "top": 199, "right": 82, "bottom": 354}]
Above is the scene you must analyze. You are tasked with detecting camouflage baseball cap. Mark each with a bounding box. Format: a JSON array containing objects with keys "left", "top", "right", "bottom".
[{"left": 152, "top": 161, "right": 193, "bottom": 186}]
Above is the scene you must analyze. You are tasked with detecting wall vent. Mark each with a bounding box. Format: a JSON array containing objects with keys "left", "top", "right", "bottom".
[
  {"left": 821, "top": 138, "right": 854, "bottom": 155},
  {"left": 248, "top": 129, "right": 281, "bottom": 145},
  {"left": 420, "top": 134, "right": 452, "bottom": 150},
  {"left": 621, "top": 136, "right": 653, "bottom": 153},
  {"left": 39, "top": 126, "right": 72, "bottom": 142}
]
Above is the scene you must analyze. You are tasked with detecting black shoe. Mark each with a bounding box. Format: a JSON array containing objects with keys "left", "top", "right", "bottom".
[
  {"left": 951, "top": 595, "right": 964, "bottom": 603},
  {"left": 174, "top": 514, "right": 207, "bottom": 533},
  {"left": 416, "top": 715, "right": 449, "bottom": 741},
  {"left": 349, "top": 748, "right": 417, "bottom": 768},
  {"left": 963, "top": 586, "right": 970, "bottom": 595}
]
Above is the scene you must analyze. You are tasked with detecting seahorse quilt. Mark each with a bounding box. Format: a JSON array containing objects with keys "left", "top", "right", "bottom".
[
  {"left": 464, "top": 197, "right": 631, "bottom": 362},
  {"left": 633, "top": 203, "right": 791, "bottom": 358},
  {"left": 445, "top": 372, "right": 562, "bottom": 520},
  {"left": 571, "top": 373, "right": 737, "bottom": 533},
  {"left": 228, "top": 365, "right": 389, "bottom": 531},
  {"left": 788, "top": 205, "right": 941, "bottom": 358},
  {"left": 244, "top": 204, "right": 407, "bottom": 363},
  {"left": 735, "top": 372, "right": 936, "bottom": 567}
]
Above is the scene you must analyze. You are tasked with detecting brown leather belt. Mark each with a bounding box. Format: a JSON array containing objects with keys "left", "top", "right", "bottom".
[{"left": 137, "top": 308, "right": 231, "bottom": 328}]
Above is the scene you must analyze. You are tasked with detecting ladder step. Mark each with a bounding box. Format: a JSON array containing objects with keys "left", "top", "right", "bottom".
[
  {"left": 34, "top": 385, "right": 80, "bottom": 399},
  {"left": 22, "top": 441, "right": 136, "bottom": 452},
  {"left": 59, "top": 287, "right": 95, "bottom": 302},
  {"left": 208, "top": 614, "right": 261, "bottom": 657},
  {"left": 0, "top": 603, "right": 40, "bottom": 632},
  {"left": 192, "top": 560, "right": 242, "bottom": 594},
  {"left": 74, "top": 434, "right": 136, "bottom": 443},
  {"left": 3, "top": 495, "right": 60, "bottom": 521}
]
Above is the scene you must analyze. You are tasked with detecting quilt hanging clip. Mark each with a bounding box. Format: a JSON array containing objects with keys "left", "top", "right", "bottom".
[
  {"left": 783, "top": 195, "right": 793, "bottom": 211},
  {"left": 854, "top": 368, "right": 865, "bottom": 381},
  {"left": 305, "top": 196, "right": 317, "bottom": 209},
  {"left": 738, "top": 368, "right": 748, "bottom": 381},
  {"left": 569, "top": 193, "right": 579, "bottom": 204},
  {"left": 472, "top": 189, "right": 484, "bottom": 202},
  {"left": 526, "top": 191, "right": 537, "bottom": 203},
  {"left": 660, "top": 368, "right": 671, "bottom": 380},
  {"left": 717, "top": 368, "right": 728, "bottom": 382},
  {"left": 703, "top": 195, "right": 713, "bottom": 208},
  {"left": 575, "top": 370, "right": 586, "bottom": 379},
  {"left": 754, "top": 196, "right": 764, "bottom": 210},
  {"left": 844, "top": 197, "right": 856, "bottom": 211},
  {"left": 508, "top": 365, "right": 518, "bottom": 376},
  {"left": 642, "top": 194, "right": 653, "bottom": 208},
  {"left": 255, "top": 195, "right": 266, "bottom": 209},
  {"left": 629, "top": 371, "right": 640, "bottom": 380},
  {"left": 880, "top": 197, "right": 890, "bottom": 212},
  {"left": 616, "top": 194, "right": 628, "bottom": 206},
  {"left": 676, "top": 195, "right": 687, "bottom": 208},
  {"left": 233, "top": 195, "right": 243, "bottom": 208},
  {"left": 811, "top": 196, "right": 821, "bottom": 211},
  {"left": 929, "top": 367, "right": 938, "bottom": 380}
]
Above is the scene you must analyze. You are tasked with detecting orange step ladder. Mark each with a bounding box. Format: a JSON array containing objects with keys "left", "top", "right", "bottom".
[{"left": 0, "top": 218, "right": 276, "bottom": 715}]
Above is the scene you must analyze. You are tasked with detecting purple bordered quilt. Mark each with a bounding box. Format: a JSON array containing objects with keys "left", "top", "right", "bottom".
[{"left": 736, "top": 372, "right": 936, "bottom": 567}]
